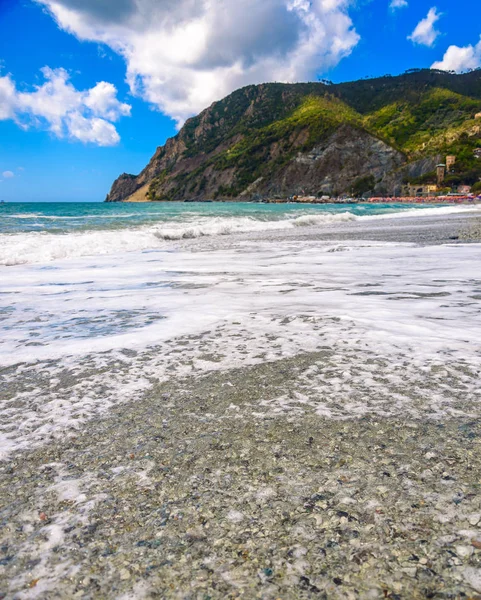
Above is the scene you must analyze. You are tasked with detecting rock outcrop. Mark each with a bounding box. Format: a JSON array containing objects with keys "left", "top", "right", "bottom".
[{"left": 259, "top": 125, "right": 406, "bottom": 198}]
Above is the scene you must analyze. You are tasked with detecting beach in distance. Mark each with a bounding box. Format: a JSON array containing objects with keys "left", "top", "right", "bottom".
[{"left": 1, "top": 201, "right": 481, "bottom": 598}]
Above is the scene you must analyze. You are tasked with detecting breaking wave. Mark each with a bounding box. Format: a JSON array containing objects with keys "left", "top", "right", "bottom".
[{"left": 1, "top": 204, "right": 480, "bottom": 266}]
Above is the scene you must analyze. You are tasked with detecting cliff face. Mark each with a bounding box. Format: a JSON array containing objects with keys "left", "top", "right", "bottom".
[
  {"left": 258, "top": 125, "right": 405, "bottom": 198},
  {"left": 106, "top": 70, "right": 481, "bottom": 202}
]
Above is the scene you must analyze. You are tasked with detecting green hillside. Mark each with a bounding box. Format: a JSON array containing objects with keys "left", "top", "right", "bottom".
[
  {"left": 107, "top": 69, "right": 481, "bottom": 202},
  {"left": 172, "top": 95, "right": 362, "bottom": 199},
  {"left": 364, "top": 88, "right": 481, "bottom": 154}
]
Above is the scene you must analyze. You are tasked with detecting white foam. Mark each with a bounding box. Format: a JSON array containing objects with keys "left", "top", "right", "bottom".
[
  {"left": 0, "top": 229, "right": 165, "bottom": 265},
  {"left": 2, "top": 238, "right": 480, "bottom": 367},
  {"left": 5, "top": 213, "right": 44, "bottom": 219},
  {"left": 4, "top": 212, "right": 157, "bottom": 220},
  {"left": 365, "top": 204, "right": 481, "bottom": 221},
  {"left": 1, "top": 237, "right": 481, "bottom": 458},
  {"left": 292, "top": 212, "right": 357, "bottom": 227}
]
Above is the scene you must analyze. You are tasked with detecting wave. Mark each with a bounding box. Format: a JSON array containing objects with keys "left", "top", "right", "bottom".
[
  {"left": 5, "top": 213, "right": 44, "bottom": 219},
  {"left": 0, "top": 229, "right": 162, "bottom": 266},
  {"left": 364, "top": 204, "right": 481, "bottom": 221},
  {"left": 1, "top": 213, "right": 362, "bottom": 265},
  {"left": 4, "top": 213, "right": 143, "bottom": 220},
  {"left": 1, "top": 204, "right": 480, "bottom": 266},
  {"left": 152, "top": 212, "right": 359, "bottom": 241}
]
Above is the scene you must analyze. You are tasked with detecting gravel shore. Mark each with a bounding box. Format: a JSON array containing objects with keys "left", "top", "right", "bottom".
[
  {"left": 180, "top": 213, "right": 481, "bottom": 250},
  {"left": 1, "top": 213, "right": 481, "bottom": 599}
]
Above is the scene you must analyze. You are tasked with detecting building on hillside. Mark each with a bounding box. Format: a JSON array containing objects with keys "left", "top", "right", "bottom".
[
  {"left": 437, "top": 164, "right": 446, "bottom": 185},
  {"left": 475, "top": 112, "right": 481, "bottom": 119},
  {"left": 446, "top": 155, "right": 456, "bottom": 171},
  {"left": 474, "top": 148, "right": 481, "bottom": 159},
  {"left": 404, "top": 184, "right": 438, "bottom": 196},
  {"left": 457, "top": 185, "right": 472, "bottom": 195}
]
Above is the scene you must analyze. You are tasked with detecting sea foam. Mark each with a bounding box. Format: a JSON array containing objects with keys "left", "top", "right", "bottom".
[{"left": 1, "top": 238, "right": 480, "bottom": 457}]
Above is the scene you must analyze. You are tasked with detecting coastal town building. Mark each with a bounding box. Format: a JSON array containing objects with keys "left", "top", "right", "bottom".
[
  {"left": 437, "top": 164, "right": 446, "bottom": 185},
  {"left": 404, "top": 184, "right": 438, "bottom": 196},
  {"left": 475, "top": 112, "right": 481, "bottom": 119},
  {"left": 457, "top": 185, "right": 472, "bottom": 195},
  {"left": 474, "top": 148, "right": 481, "bottom": 159},
  {"left": 446, "top": 155, "right": 456, "bottom": 171}
]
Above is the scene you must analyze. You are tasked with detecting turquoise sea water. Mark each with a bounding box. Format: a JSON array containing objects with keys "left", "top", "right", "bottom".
[
  {"left": 0, "top": 201, "right": 448, "bottom": 235},
  {"left": 2, "top": 200, "right": 479, "bottom": 266}
]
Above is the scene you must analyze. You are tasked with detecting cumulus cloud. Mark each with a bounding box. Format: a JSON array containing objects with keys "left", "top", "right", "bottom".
[
  {"left": 390, "top": 0, "right": 408, "bottom": 10},
  {"left": 432, "top": 37, "right": 481, "bottom": 72},
  {"left": 2, "top": 171, "right": 14, "bottom": 179},
  {"left": 0, "top": 75, "right": 17, "bottom": 121},
  {"left": 408, "top": 7, "right": 441, "bottom": 47},
  {"left": 0, "top": 67, "right": 131, "bottom": 145},
  {"left": 37, "top": 0, "right": 360, "bottom": 126}
]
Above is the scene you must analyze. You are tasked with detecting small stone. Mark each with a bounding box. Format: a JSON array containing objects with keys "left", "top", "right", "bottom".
[
  {"left": 469, "top": 514, "right": 481, "bottom": 526},
  {"left": 185, "top": 528, "right": 207, "bottom": 542},
  {"left": 472, "top": 539, "right": 481, "bottom": 550},
  {"left": 456, "top": 545, "right": 474, "bottom": 558},
  {"left": 39, "top": 512, "right": 48, "bottom": 521},
  {"left": 227, "top": 510, "right": 244, "bottom": 523},
  {"left": 462, "top": 567, "right": 481, "bottom": 592},
  {"left": 120, "top": 569, "right": 131, "bottom": 580}
]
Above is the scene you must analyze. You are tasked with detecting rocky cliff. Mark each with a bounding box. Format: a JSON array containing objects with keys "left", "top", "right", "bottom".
[{"left": 106, "top": 70, "right": 481, "bottom": 202}]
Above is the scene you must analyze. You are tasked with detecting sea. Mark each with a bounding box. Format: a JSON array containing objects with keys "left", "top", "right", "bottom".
[
  {"left": 1, "top": 200, "right": 473, "bottom": 264},
  {"left": 1, "top": 201, "right": 481, "bottom": 459}
]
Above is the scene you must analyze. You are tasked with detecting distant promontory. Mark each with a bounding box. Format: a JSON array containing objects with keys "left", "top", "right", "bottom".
[{"left": 106, "top": 69, "right": 481, "bottom": 203}]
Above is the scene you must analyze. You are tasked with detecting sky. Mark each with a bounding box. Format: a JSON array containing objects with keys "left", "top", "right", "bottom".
[{"left": 0, "top": 0, "right": 480, "bottom": 202}]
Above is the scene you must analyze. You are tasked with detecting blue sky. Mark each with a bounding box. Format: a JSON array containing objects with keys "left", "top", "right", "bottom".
[{"left": 0, "top": 0, "right": 480, "bottom": 202}]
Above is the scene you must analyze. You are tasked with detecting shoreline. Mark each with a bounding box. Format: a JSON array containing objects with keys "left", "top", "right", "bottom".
[
  {"left": 1, "top": 212, "right": 481, "bottom": 598},
  {"left": 114, "top": 196, "right": 481, "bottom": 205},
  {"left": 178, "top": 211, "right": 481, "bottom": 250},
  {"left": 258, "top": 196, "right": 481, "bottom": 206}
]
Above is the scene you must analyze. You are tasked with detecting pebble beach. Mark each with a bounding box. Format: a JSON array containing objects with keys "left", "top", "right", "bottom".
[{"left": 1, "top": 204, "right": 481, "bottom": 599}]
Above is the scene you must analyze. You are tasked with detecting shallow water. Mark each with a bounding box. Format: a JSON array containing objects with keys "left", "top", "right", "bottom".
[{"left": 1, "top": 218, "right": 481, "bottom": 458}]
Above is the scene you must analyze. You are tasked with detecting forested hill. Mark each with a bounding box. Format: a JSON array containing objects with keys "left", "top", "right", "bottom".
[{"left": 106, "top": 69, "right": 481, "bottom": 202}]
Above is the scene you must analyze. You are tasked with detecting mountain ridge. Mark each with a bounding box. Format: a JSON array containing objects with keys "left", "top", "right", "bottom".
[{"left": 106, "top": 69, "right": 481, "bottom": 202}]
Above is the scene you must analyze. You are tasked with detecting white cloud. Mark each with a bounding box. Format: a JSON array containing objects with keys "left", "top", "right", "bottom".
[
  {"left": 390, "top": 0, "right": 408, "bottom": 10},
  {"left": 432, "top": 37, "right": 481, "bottom": 72},
  {"left": 408, "top": 7, "right": 441, "bottom": 47},
  {"left": 0, "top": 75, "right": 17, "bottom": 120},
  {"left": 2, "top": 171, "right": 14, "bottom": 179},
  {"left": 37, "top": 0, "right": 360, "bottom": 126},
  {"left": 0, "top": 67, "right": 131, "bottom": 146}
]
